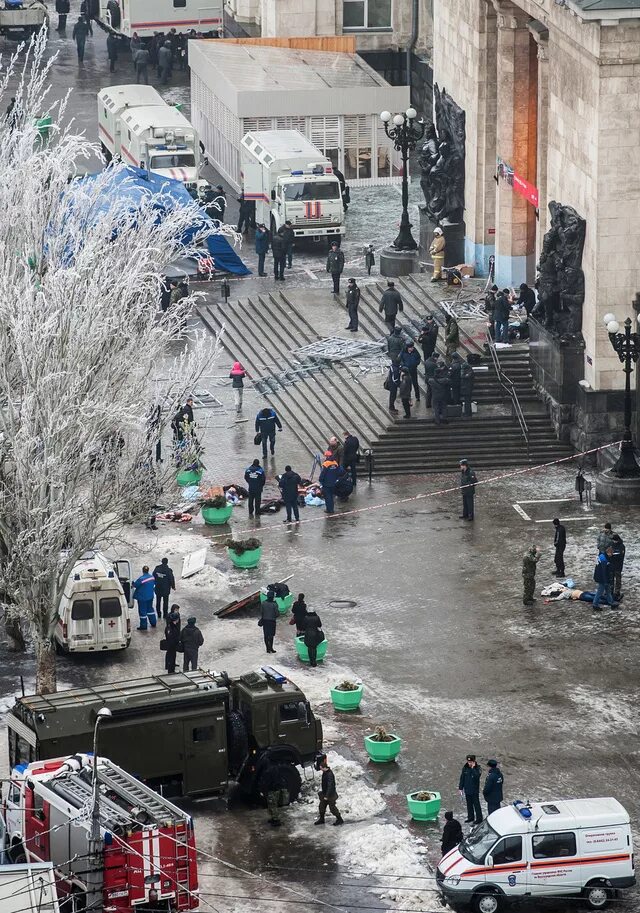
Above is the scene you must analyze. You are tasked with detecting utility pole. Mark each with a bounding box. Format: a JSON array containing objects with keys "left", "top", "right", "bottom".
[{"left": 87, "top": 707, "right": 112, "bottom": 913}]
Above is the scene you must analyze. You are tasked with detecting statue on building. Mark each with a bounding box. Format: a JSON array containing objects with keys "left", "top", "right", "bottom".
[
  {"left": 534, "top": 201, "right": 586, "bottom": 338},
  {"left": 419, "top": 85, "right": 466, "bottom": 225}
]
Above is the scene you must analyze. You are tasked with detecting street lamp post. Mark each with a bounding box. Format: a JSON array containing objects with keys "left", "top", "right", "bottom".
[
  {"left": 602, "top": 312, "right": 640, "bottom": 477},
  {"left": 380, "top": 109, "right": 425, "bottom": 251},
  {"left": 87, "top": 707, "right": 112, "bottom": 911}
]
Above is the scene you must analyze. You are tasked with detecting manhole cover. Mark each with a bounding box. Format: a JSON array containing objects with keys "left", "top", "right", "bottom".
[{"left": 329, "top": 599, "right": 357, "bottom": 608}]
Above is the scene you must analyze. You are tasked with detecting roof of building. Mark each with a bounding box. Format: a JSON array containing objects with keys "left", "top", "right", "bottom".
[{"left": 567, "top": 0, "right": 640, "bottom": 17}]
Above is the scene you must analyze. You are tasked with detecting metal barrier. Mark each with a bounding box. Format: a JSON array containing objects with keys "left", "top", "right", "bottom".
[{"left": 487, "top": 340, "right": 530, "bottom": 459}]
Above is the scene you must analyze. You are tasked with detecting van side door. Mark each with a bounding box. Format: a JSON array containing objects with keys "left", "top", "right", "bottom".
[
  {"left": 182, "top": 713, "right": 228, "bottom": 797},
  {"left": 114, "top": 559, "right": 133, "bottom": 607},
  {"left": 527, "top": 831, "right": 579, "bottom": 895},
  {"left": 485, "top": 836, "right": 527, "bottom": 897}
]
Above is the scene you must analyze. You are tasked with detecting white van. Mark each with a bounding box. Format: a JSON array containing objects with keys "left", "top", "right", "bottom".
[
  {"left": 436, "top": 798, "right": 635, "bottom": 913},
  {"left": 54, "top": 552, "right": 132, "bottom": 653}
]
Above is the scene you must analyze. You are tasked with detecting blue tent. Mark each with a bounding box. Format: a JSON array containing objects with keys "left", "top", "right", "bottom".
[{"left": 82, "top": 166, "right": 250, "bottom": 276}]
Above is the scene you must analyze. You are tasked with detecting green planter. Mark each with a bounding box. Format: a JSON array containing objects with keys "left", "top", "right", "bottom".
[
  {"left": 176, "top": 468, "right": 203, "bottom": 486},
  {"left": 406, "top": 790, "right": 442, "bottom": 821},
  {"left": 295, "top": 635, "right": 328, "bottom": 663},
  {"left": 202, "top": 504, "right": 233, "bottom": 525},
  {"left": 260, "top": 591, "right": 293, "bottom": 614},
  {"left": 227, "top": 546, "right": 262, "bottom": 568},
  {"left": 364, "top": 734, "right": 402, "bottom": 763},
  {"left": 330, "top": 684, "right": 363, "bottom": 711}
]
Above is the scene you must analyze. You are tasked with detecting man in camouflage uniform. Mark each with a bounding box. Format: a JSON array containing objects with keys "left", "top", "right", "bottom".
[
  {"left": 262, "top": 763, "right": 290, "bottom": 828},
  {"left": 522, "top": 545, "right": 541, "bottom": 605}
]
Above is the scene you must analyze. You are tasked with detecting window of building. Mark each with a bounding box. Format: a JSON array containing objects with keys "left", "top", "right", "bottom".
[
  {"left": 532, "top": 832, "right": 577, "bottom": 859},
  {"left": 492, "top": 836, "right": 522, "bottom": 865},
  {"left": 343, "top": 0, "right": 391, "bottom": 29}
]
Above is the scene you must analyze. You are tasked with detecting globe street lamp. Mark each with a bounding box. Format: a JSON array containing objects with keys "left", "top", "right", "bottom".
[
  {"left": 380, "top": 108, "right": 425, "bottom": 251},
  {"left": 602, "top": 311, "right": 640, "bottom": 477}
]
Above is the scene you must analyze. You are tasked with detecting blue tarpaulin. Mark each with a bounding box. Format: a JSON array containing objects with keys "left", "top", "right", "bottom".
[{"left": 82, "top": 166, "right": 250, "bottom": 276}]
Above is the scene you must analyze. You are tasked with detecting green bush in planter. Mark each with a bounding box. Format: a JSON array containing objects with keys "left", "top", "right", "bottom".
[
  {"left": 406, "top": 790, "right": 442, "bottom": 821},
  {"left": 227, "top": 537, "right": 262, "bottom": 568},
  {"left": 201, "top": 494, "right": 233, "bottom": 525},
  {"left": 364, "top": 726, "right": 402, "bottom": 762},
  {"left": 330, "top": 681, "right": 363, "bottom": 711}
]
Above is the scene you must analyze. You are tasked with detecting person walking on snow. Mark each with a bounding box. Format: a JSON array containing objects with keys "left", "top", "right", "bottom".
[
  {"left": 229, "top": 361, "right": 247, "bottom": 413},
  {"left": 345, "top": 278, "right": 360, "bottom": 331},
  {"left": 609, "top": 533, "right": 625, "bottom": 601},
  {"left": 319, "top": 454, "right": 344, "bottom": 514},
  {"left": 315, "top": 753, "right": 343, "bottom": 825},
  {"left": 133, "top": 565, "right": 156, "bottom": 630},
  {"left": 379, "top": 281, "right": 403, "bottom": 332},
  {"left": 260, "top": 588, "right": 279, "bottom": 653},
  {"left": 263, "top": 762, "right": 291, "bottom": 828},
  {"left": 399, "top": 367, "right": 413, "bottom": 419},
  {"left": 552, "top": 518, "right": 566, "bottom": 577},
  {"left": 255, "top": 407, "right": 282, "bottom": 458},
  {"left": 158, "top": 40, "right": 173, "bottom": 85},
  {"left": 326, "top": 242, "right": 344, "bottom": 295},
  {"left": 342, "top": 430, "right": 360, "bottom": 486},
  {"left": 592, "top": 548, "right": 618, "bottom": 611},
  {"left": 179, "top": 616, "right": 204, "bottom": 671},
  {"left": 152, "top": 557, "right": 176, "bottom": 620},
  {"left": 56, "top": 0, "right": 70, "bottom": 31},
  {"left": 458, "top": 754, "right": 482, "bottom": 825},
  {"left": 279, "top": 464, "right": 302, "bottom": 523},
  {"left": 72, "top": 15, "right": 92, "bottom": 62},
  {"left": 400, "top": 342, "right": 421, "bottom": 402},
  {"left": 522, "top": 545, "right": 541, "bottom": 605},
  {"left": 483, "top": 759, "right": 504, "bottom": 816},
  {"left": 244, "top": 458, "right": 266, "bottom": 518},
  {"left": 107, "top": 33, "right": 119, "bottom": 72},
  {"left": 459, "top": 459, "right": 477, "bottom": 520}
]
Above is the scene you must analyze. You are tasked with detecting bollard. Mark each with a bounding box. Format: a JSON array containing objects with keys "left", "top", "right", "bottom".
[{"left": 221, "top": 278, "right": 230, "bottom": 304}]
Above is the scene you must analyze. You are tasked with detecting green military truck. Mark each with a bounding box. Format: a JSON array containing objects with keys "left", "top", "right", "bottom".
[{"left": 7, "top": 668, "right": 323, "bottom": 800}]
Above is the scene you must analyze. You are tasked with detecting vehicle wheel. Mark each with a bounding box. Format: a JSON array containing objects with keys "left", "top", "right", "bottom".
[
  {"left": 471, "top": 890, "right": 501, "bottom": 913},
  {"left": 585, "top": 883, "right": 611, "bottom": 910},
  {"left": 9, "top": 843, "right": 26, "bottom": 864},
  {"left": 226, "top": 710, "right": 248, "bottom": 774},
  {"left": 258, "top": 762, "right": 302, "bottom": 804}
]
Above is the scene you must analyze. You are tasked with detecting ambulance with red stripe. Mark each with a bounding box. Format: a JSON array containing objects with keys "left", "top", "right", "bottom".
[
  {"left": 436, "top": 799, "right": 635, "bottom": 913},
  {"left": 98, "top": 85, "right": 201, "bottom": 191}
]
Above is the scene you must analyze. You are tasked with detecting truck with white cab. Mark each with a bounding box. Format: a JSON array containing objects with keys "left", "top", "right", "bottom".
[
  {"left": 87, "top": 0, "right": 222, "bottom": 38},
  {"left": 0, "top": 1, "right": 48, "bottom": 39},
  {"left": 241, "top": 130, "right": 345, "bottom": 242},
  {"left": 436, "top": 798, "right": 635, "bottom": 912},
  {"left": 98, "top": 85, "right": 201, "bottom": 191}
]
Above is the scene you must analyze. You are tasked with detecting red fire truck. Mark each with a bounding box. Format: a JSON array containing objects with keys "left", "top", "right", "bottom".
[{"left": 2, "top": 754, "right": 199, "bottom": 913}]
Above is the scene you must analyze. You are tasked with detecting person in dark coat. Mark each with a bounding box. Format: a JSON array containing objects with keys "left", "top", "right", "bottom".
[
  {"left": 153, "top": 557, "right": 176, "bottom": 620},
  {"left": 326, "top": 243, "right": 345, "bottom": 294},
  {"left": 163, "top": 610, "right": 181, "bottom": 674},
  {"left": 458, "top": 754, "right": 482, "bottom": 825},
  {"left": 441, "top": 811, "right": 463, "bottom": 856},
  {"left": 134, "top": 46, "right": 150, "bottom": 84},
  {"left": 345, "top": 278, "right": 360, "bottom": 331},
  {"left": 552, "top": 518, "right": 567, "bottom": 577},
  {"left": 493, "top": 290, "right": 511, "bottom": 344},
  {"left": 400, "top": 343, "right": 421, "bottom": 402},
  {"left": 236, "top": 193, "right": 253, "bottom": 234},
  {"left": 483, "top": 760, "right": 504, "bottom": 816},
  {"left": 260, "top": 589, "right": 278, "bottom": 653},
  {"left": 179, "top": 617, "right": 204, "bottom": 671},
  {"left": 315, "top": 753, "right": 343, "bottom": 824},
  {"left": 319, "top": 456, "right": 344, "bottom": 514},
  {"left": 460, "top": 361, "right": 475, "bottom": 417},
  {"left": 279, "top": 464, "right": 302, "bottom": 523},
  {"left": 593, "top": 549, "right": 618, "bottom": 611},
  {"left": 303, "top": 609, "right": 324, "bottom": 667},
  {"left": 255, "top": 223, "right": 270, "bottom": 276},
  {"left": 386, "top": 326, "right": 404, "bottom": 365},
  {"left": 459, "top": 459, "right": 478, "bottom": 521},
  {"left": 424, "top": 353, "right": 440, "bottom": 408},
  {"left": 244, "top": 458, "right": 266, "bottom": 517},
  {"left": 398, "top": 368, "right": 413, "bottom": 419},
  {"left": 271, "top": 231, "right": 287, "bottom": 281},
  {"left": 56, "top": 0, "right": 70, "bottom": 31},
  {"left": 378, "top": 281, "right": 403, "bottom": 331},
  {"left": 418, "top": 316, "right": 439, "bottom": 361},
  {"left": 387, "top": 362, "right": 400, "bottom": 414},
  {"left": 448, "top": 352, "right": 462, "bottom": 405},
  {"left": 107, "top": 33, "right": 119, "bottom": 72},
  {"left": 158, "top": 40, "right": 173, "bottom": 85},
  {"left": 609, "top": 533, "right": 625, "bottom": 600},
  {"left": 106, "top": 0, "right": 122, "bottom": 28},
  {"left": 72, "top": 16, "right": 92, "bottom": 62},
  {"left": 279, "top": 221, "right": 295, "bottom": 269},
  {"left": 290, "top": 593, "right": 308, "bottom": 636},
  {"left": 517, "top": 282, "right": 536, "bottom": 316},
  {"left": 255, "top": 407, "right": 282, "bottom": 458},
  {"left": 429, "top": 366, "right": 449, "bottom": 424},
  {"left": 342, "top": 431, "right": 360, "bottom": 485}
]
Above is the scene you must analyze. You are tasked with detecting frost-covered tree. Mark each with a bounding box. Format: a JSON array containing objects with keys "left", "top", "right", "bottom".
[{"left": 0, "top": 34, "right": 227, "bottom": 692}]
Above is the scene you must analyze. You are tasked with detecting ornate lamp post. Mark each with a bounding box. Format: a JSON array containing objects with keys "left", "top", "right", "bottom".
[
  {"left": 602, "top": 311, "right": 640, "bottom": 477},
  {"left": 380, "top": 108, "right": 425, "bottom": 251}
]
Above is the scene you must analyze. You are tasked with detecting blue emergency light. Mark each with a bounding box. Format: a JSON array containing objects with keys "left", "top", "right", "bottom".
[
  {"left": 290, "top": 170, "right": 303, "bottom": 175},
  {"left": 513, "top": 800, "right": 532, "bottom": 819}
]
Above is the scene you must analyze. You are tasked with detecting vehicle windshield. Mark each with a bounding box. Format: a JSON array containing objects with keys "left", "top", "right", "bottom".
[
  {"left": 459, "top": 821, "right": 499, "bottom": 865},
  {"left": 151, "top": 153, "right": 196, "bottom": 169},
  {"left": 282, "top": 181, "right": 340, "bottom": 201}
]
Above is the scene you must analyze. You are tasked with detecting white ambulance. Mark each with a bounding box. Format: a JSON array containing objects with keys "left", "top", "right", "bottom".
[
  {"left": 436, "top": 798, "right": 635, "bottom": 912},
  {"left": 89, "top": 0, "right": 222, "bottom": 38},
  {"left": 54, "top": 551, "right": 132, "bottom": 653}
]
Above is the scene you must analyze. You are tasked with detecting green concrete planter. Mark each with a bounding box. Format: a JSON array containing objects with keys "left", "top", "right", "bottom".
[
  {"left": 295, "top": 635, "right": 328, "bottom": 663},
  {"left": 260, "top": 591, "right": 293, "bottom": 614},
  {"left": 202, "top": 504, "right": 233, "bottom": 525},
  {"left": 364, "top": 733, "right": 402, "bottom": 763},
  {"left": 330, "top": 684, "right": 363, "bottom": 711},
  {"left": 227, "top": 546, "right": 262, "bottom": 568},
  {"left": 406, "top": 790, "right": 442, "bottom": 821},
  {"left": 176, "top": 468, "right": 203, "bottom": 486}
]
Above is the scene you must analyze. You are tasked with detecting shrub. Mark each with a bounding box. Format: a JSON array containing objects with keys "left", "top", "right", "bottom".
[
  {"left": 202, "top": 494, "right": 228, "bottom": 509},
  {"left": 227, "top": 537, "right": 261, "bottom": 555},
  {"left": 335, "top": 680, "right": 360, "bottom": 692},
  {"left": 369, "top": 725, "right": 396, "bottom": 743}
]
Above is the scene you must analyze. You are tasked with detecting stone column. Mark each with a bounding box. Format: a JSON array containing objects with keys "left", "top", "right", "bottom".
[
  {"left": 529, "top": 21, "right": 549, "bottom": 262},
  {"left": 493, "top": 0, "right": 538, "bottom": 287}
]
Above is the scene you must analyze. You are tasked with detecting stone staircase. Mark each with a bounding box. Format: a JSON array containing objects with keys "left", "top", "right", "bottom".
[{"left": 196, "top": 275, "right": 573, "bottom": 474}]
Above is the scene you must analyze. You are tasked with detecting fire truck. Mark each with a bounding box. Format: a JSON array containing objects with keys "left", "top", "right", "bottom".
[{"left": 2, "top": 754, "right": 199, "bottom": 913}]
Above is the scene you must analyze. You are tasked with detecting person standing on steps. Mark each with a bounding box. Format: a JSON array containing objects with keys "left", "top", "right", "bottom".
[
  {"left": 429, "top": 365, "right": 449, "bottom": 424},
  {"left": 259, "top": 588, "right": 279, "bottom": 653},
  {"left": 152, "top": 557, "right": 176, "bottom": 620},
  {"left": 400, "top": 342, "right": 421, "bottom": 403},
  {"left": 552, "top": 518, "right": 567, "bottom": 577},
  {"left": 327, "top": 242, "right": 344, "bottom": 295},
  {"left": 460, "top": 359, "right": 475, "bottom": 417},
  {"left": 271, "top": 229, "right": 287, "bottom": 281},
  {"left": 386, "top": 361, "right": 401, "bottom": 414},
  {"left": 255, "top": 407, "right": 282, "bottom": 459},
  {"left": 399, "top": 368, "right": 413, "bottom": 419},
  {"left": 522, "top": 545, "right": 541, "bottom": 605},
  {"left": 244, "top": 458, "right": 266, "bottom": 518},
  {"left": 458, "top": 754, "right": 482, "bottom": 825},
  {"left": 303, "top": 608, "right": 324, "bottom": 667},
  {"left": 229, "top": 361, "right": 247, "bottom": 414},
  {"left": 345, "top": 278, "right": 360, "bottom": 331},
  {"left": 418, "top": 315, "right": 439, "bottom": 362},
  {"left": 255, "top": 224, "right": 270, "bottom": 277},
  {"left": 459, "top": 459, "right": 477, "bottom": 521},
  {"left": 279, "top": 464, "right": 302, "bottom": 523},
  {"left": 379, "top": 281, "right": 403, "bottom": 332},
  {"left": 445, "top": 314, "right": 460, "bottom": 359},
  {"left": 483, "top": 759, "right": 504, "bottom": 816},
  {"left": 314, "top": 753, "right": 343, "bottom": 826},
  {"left": 386, "top": 326, "right": 404, "bottom": 365},
  {"left": 424, "top": 352, "right": 440, "bottom": 410}
]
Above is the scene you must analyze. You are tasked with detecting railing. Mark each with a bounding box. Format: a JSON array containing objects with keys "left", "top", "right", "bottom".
[{"left": 487, "top": 340, "right": 530, "bottom": 460}]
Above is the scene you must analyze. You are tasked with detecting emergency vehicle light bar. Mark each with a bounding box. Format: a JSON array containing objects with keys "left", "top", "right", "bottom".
[{"left": 513, "top": 800, "right": 532, "bottom": 819}]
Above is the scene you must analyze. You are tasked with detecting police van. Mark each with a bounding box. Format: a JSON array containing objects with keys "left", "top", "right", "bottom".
[{"left": 436, "top": 798, "right": 635, "bottom": 912}]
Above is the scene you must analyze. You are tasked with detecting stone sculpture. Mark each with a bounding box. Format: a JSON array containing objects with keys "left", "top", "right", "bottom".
[
  {"left": 419, "top": 85, "right": 466, "bottom": 225},
  {"left": 534, "top": 201, "right": 586, "bottom": 338}
]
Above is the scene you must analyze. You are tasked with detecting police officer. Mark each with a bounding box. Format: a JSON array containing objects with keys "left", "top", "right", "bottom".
[
  {"left": 152, "top": 557, "right": 176, "bottom": 620},
  {"left": 179, "top": 617, "right": 204, "bottom": 672},
  {"left": 244, "top": 458, "right": 266, "bottom": 518},
  {"left": 345, "top": 278, "right": 360, "bottom": 332},
  {"left": 279, "top": 464, "right": 302, "bottom": 523},
  {"left": 458, "top": 754, "right": 482, "bottom": 825},
  {"left": 314, "top": 753, "right": 343, "bottom": 826},
  {"left": 522, "top": 545, "right": 541, "bottom": 605},
  {"left": 483, "top": 759, "right": 504, "bottom": 816},
  {"left": 326, "top": 242, "right": 345, "bottom": 295}
]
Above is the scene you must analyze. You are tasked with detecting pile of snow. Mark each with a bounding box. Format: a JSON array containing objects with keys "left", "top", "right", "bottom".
[
  {"left": 291, "top": 752, "right": 386, "bottom": 824},
  {"left": 181, "top": 563, "right": 232, "bottom": 600}
]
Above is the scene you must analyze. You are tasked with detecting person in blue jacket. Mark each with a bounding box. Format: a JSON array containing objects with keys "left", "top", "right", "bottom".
[
  {"left": 400, "top": 342, "right": 421, "bottom": 402},
  {"left": 593, "top": 548, "right": 618, "bottom": 611},
  {"left": 255, "top": 223, "right": 270, "bottom": 277},
  {"left": 133, "top": 565, "right": 156, "bottom": 630},
  {"left": 319, "top": 454, "right": 345, "bottom": 515},
  {"left": 255, "top": 407, "right": 282, "bottom": 459},
  {"left": 483, "top": 759, "right": 504, "bottom": 816},
  {"left": 458, "top": 754, "right": 482, "bottom": 825},
  {"left": 244, "top": 458, "right": 266, "bottom": 518}
]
